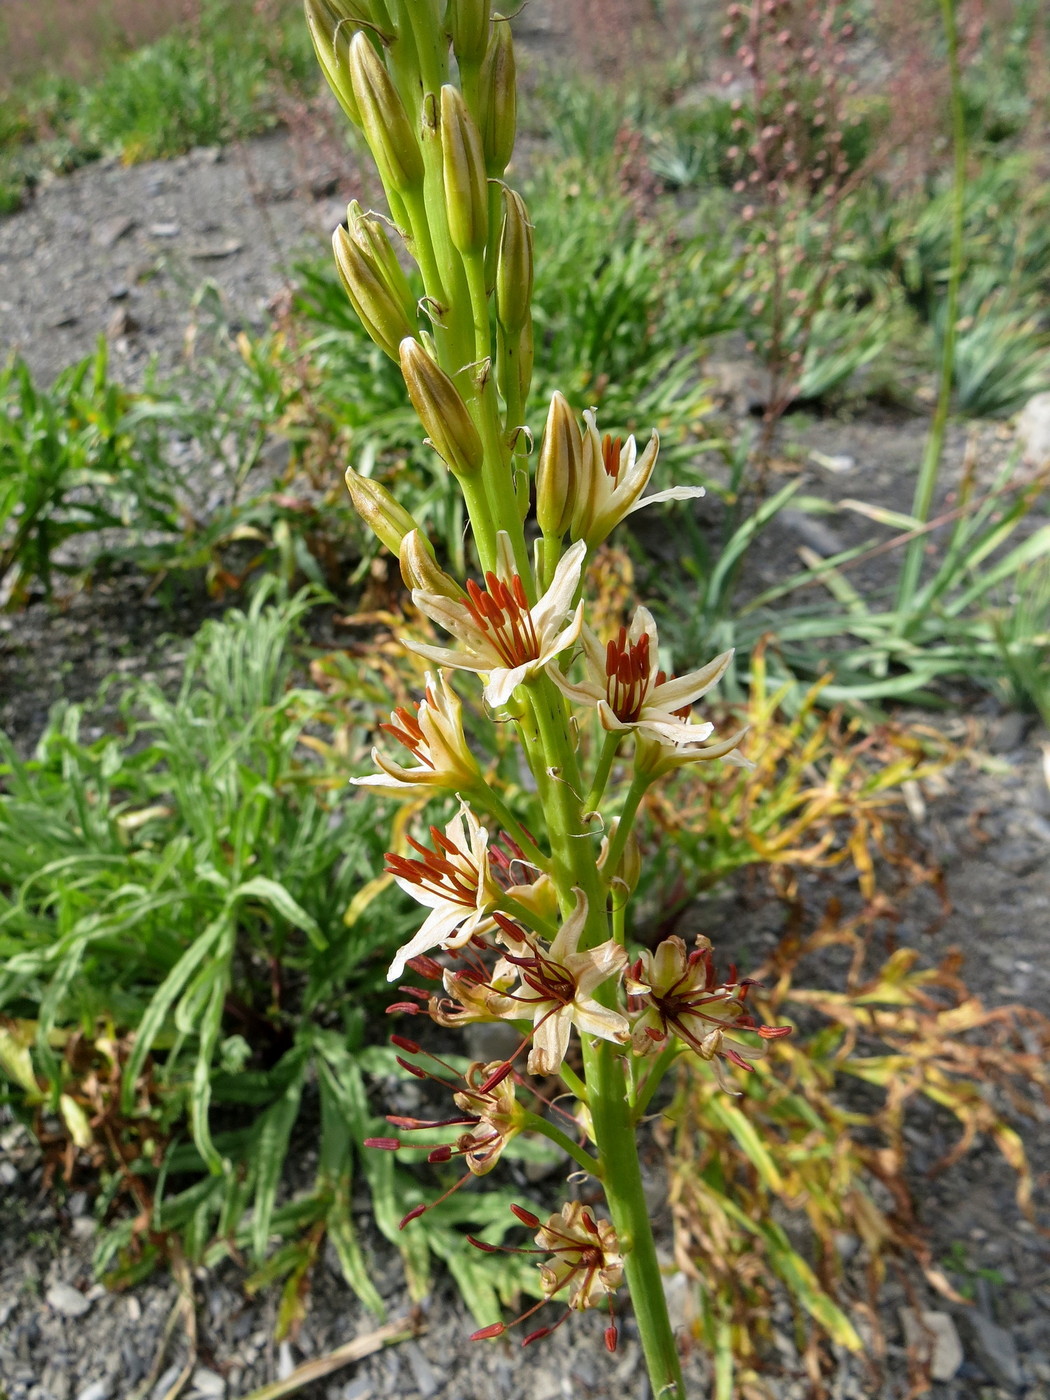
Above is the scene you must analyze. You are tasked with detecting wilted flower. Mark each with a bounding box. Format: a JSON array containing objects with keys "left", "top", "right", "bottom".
[
  {"left": 353, "top": 671, "right": 482, "bottom": 794},
  {"left": 552, "top": 606, "right": 734, "bottom": 746},
  {"left": 571, "top": 410, "right": 704, "bottom": 549},
  {"left": 384, "top": 804, "right": 502, "bottom": 980},
  {"left": 406, "top": 531, "right": 586, "bottom": 707},
  {"left": 470, "top": 1201, "right": 624, "bottom": 1348},
  {"left": 535, "top": 1201, "right": 624, "bottom": 1311},
  {"left": 627, "top": 935, "right": 790, "bottom": 1090}
]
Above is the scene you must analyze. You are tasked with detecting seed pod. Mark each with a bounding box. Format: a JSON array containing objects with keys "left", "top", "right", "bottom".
[
  {"left": 348, "top": 31, "right": 424, "bottom": 195},
  {"left": 495, "top": 187, "right": 533, "bottom": 337},
  {"left": 478, "top": 14, "right": 516, "bottom": 175},
  {"left": 450, "top": 0, "right": 491, "bottom": 66},
  {"left": 399, "top": 338, "right": 484, "bottom": 477},
  {"left": 440, "top": 86, "right": 489, "bottom": 257},
  {"left": 333, "top": 225, "right": 415, "bottom": 359},
  {"left": 536, "top": 392, "right": 581, "bottom": 539},
  {"left": 344, "top": 465, "right": 423, "bottom": 554}
]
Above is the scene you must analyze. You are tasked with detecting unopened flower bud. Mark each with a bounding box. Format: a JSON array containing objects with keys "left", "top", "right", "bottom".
[
  {"left": 450, "top": 0, "right": 491, "bottom": 65},
  {"left": 478, "top": 15, "right": 516, "bottom": 175},
  {"left": 347, "top": 200, "right": 416, "bottom": 307},
  {"left": 536, "top": 391, "right": 580, "bottom": 538},
  {"left": 399, "top": 529, "right": 465, "bottom": 599},
  {"left": 495, "top": 188, "right": 533, "bottom": 337},
  {"left": 344, "top": 464, "right": 423, "bottom": 554},
  {"left": 333, "top": 224, "right": 415, "bottom": 358},
  {"left": 440, "top": 85, "right": 488, "bottom": 256},
  {"left": 304, "top": 0, "right": 364, "bottom": 126},
  {"left": 348, "top": 31, "right": 424, "bottom": 195},
  {"left": 399, "top": 337, "right": 484, "bottom": 477}
]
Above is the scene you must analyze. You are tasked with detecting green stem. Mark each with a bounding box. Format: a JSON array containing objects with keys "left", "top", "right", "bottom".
[
  {"left": 584, "top": 1040, "right": 686, "bottom": 1400},
  {"left": 632, "top": 1042, "right": 683, "bottom": 1122},
  {"left": 601, "top": 771, "right": 649, "bottom": 887},
  {"left": 520, "top": 1111, "right": 600, "bottom": 1177},
  {"left": 584, "top": 731, "right": 621, "bottom": 814},
  {"left": 895, "top": 0, "right": 966, "bottom": 624}
]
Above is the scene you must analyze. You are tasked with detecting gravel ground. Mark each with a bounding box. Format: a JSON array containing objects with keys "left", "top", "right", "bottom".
[{"left": 2, "top": 4, "right": 1049, "bottom": 1394}]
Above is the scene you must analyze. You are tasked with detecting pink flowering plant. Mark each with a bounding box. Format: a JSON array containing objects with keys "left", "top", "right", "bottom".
[{"left": 305, "top": 2, "right": 788, "bottom": 1393}]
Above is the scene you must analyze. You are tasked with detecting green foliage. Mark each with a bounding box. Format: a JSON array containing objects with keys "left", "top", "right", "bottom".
[
  {"left": 0, "top": 586, "right": 395, "bottom": 1310},
  {"left": 0, "top": 0, "right": 315, "bottom": 199},
  {"left": 0, "top": 343, "right": 182, "bottom": 604}
]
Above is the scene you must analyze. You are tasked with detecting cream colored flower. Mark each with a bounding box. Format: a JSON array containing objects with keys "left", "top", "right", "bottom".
[
  {"left": 352, "top": 671, "right": 481, "bottom": 793},
  {"left": 384, "top": 803, "right": 502, "bottom": 981},
  {"left": 504, "top": 891, "right": 630, "bottom": 1075},
  {"left": 406, "top": 532, "right": 586, "bottom": 707},
  {"left": 551, "top": 605, "right": 733, "bottom": 746},
  {"left": 571, "top": 410, "right": 704, "bottom": 549}
]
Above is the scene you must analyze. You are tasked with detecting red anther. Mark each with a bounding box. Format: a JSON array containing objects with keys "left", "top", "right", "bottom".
[
  {"left": 390, "top": 1034, "right": 421, "bottom": 1053},
  {"left": 581, "top": 1210, "right": 601, "bottom": 1235},
  {"left": 467, "top": 1235, "right": 501, "bottom": 1253},
  {"left": 363, "top": 1137, "right": 401, "bottom": 1150},
  {"left": 428, "top": 1145, "right": 453, "bottom": 1163},
  {"left": 478, "top": 1060, "right": 513, "bottom": 1092},
  {"left": 759, "top": 1024, "right": 793, "bottom": 1038},
  {"left": 604, "top": 1325, "right": 618, "bottom": 1353},
  {"left": 470, "top": 1323, "right": 506, "bottom": 1341},
  {"left": 522, "top": 1326, "right": 552, "bottom": 1347},
  {"left": 406, "top": 955, "right": 444, "bottom": 979},
  {"left": 399, "top": 1204, "right": 427, "bottom": 1229},
  {"left": 395, "top": 1056, "right": 428, "bottom": 1078},
  {"left": 396, "top": 984, "right": 431, "bottom": 1001},
  {"left": 511, "top": 1204, "right": 540, "bottom": 1228},
  {"left": 386, "top": 1115, "right": 426, "bottom": 1128},
  {"left": 386, "top": 1002, "right": 421, "bottom": 1015}
]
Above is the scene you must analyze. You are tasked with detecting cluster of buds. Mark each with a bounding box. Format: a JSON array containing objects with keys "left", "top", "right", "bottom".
[{"left": 305, "top": 2, "right": 790, "bottom": 1386}]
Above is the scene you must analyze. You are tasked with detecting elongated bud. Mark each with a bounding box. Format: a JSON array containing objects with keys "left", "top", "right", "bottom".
[
  {"left": 478, "top": 15, "right": 516, "bottom": 175},
  {"left": 333, "top": 225, "right": 415, "bottom": 358},
  {"left": 440, "top": 86, "right": 488, "bottom": 256},
  {"left": 344, "top": 465, "right": 424, "bottom": 554},
  {"left": 495, "top": 188, "right": 533, "bottom": 337},
  {"left": 348, "top": 31, "right": 424, "bottom": 195},
  {"left": 536, "top": 392, "right": 581, "bottom": 538},
  {"left": 304, "top": 0, "right": 363, "bottom": 126},
  {"left": 450, "top": 0, "right": 491, "bottom": 65},
  {"left": 399, "top": 529, "right": 466, "bottom": 599},
  {"left": 399, "top": 337, "right": 484, "bottom": 477},
  {"left": 347, "top": 201, "right": 416, "bottom": 308}
]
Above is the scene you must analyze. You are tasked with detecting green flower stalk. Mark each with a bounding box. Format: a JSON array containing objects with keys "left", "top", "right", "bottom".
[{"left": 305, "top": 4, "right": 788, "bottom": 1395}]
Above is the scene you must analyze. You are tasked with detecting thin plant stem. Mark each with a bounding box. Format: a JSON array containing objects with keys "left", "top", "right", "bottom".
[{"left": 895, "top": 0, "right": 967, "bottom": 623}]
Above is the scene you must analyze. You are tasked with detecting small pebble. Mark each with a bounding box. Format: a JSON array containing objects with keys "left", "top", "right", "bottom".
[
  {"left": 45, "top": 1283, "right": 91, "bottom": 1319},
  {"left": 76, "top": 1382, "right": 113, "bottom": 1400}
]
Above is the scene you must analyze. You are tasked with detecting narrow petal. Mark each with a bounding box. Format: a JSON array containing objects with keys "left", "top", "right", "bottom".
[
  {"left": 403, "top": 637, "right": 489, "bottom": 672},
  {"left": 528, "top": 1008, "right": 572, "bottom": 1075},
  {"left": 650, "top": 650, "right": 733, "bottom": 710},
  {"left": 623, "top": 485, "right": 706, "bottom": 517},
  {"left": 530, "top": 539, "right": 587, "bottom": 637},
  {"left": 573, "top": 1001, "right": 630, "bottom": 1044},
  {"left": 483, "top": 663, "right": 528, "bottom": 708}
]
